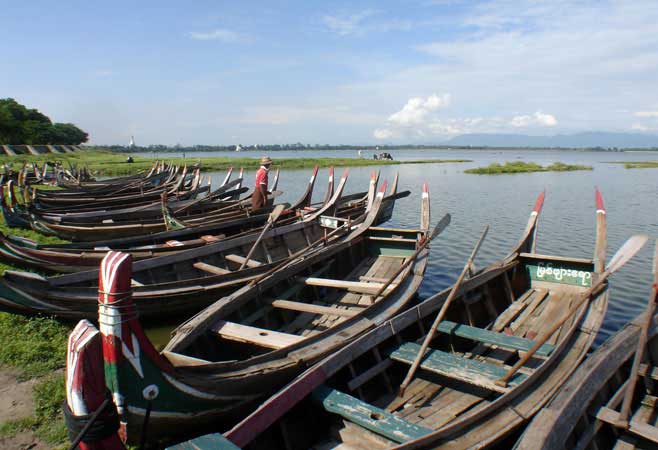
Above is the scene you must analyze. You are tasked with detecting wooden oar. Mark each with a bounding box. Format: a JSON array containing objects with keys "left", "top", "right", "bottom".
[
  {"left": 239, "top": 204, "right": 286, "bottom": 270},
  {"left": 617, "top": 240, "right": 658, "bottom": 427},
  {"left": 246, "top": 220, "right": 355, "bottom": 288},
  {"left": 369, "top": 213, "right": 452, "bottom": 303},
  {"left": 398, "top": 224, "right": 489, "bottom": 396},
  {"left": 495, "top": 234, "right": 649, "bottom": 388}
]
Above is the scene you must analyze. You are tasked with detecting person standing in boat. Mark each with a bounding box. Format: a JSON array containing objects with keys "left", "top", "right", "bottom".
[{"left": 252, "top": 156, "right": 272, "bottom": 210}]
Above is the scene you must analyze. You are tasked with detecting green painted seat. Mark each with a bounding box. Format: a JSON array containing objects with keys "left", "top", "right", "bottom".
[
  {"left": 437, "top": 320, "right": 555, "bottom": 356},
  {"left": 312, "top": 385, "right": 432, "bottom": 443},
  {"left": 390, "top": 342, "right": 527, "bottom": 393}
]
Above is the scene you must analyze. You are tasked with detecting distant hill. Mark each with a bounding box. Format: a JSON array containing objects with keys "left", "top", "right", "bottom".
[{"left": 447, "top": 132, "right": 658, "bottom": 149}]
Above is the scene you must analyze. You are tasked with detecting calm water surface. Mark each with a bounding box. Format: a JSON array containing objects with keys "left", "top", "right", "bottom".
[{"left": 147, "top": 149, "right": 657, "bottom": 347}]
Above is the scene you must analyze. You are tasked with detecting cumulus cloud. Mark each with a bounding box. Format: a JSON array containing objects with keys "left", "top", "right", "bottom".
[
  {"left": 322, "top": 10, "right": 377, "bottom": 36},
  {"left": 188, "top": 29, "right": 242, "bottom": 42},
  {"left": 388, "top": 94, "right": 451, "bottom": 125},
  {"left": 373, "top": 128, "right": 396, "bottom": 139},
  {"left": 373, "top": 97, "right": 558, "bottom": 139},
  {"left": 510, "top": 111, "right": 557, "bottom": 127}
]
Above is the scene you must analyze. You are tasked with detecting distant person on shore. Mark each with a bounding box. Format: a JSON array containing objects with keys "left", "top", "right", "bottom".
[
  {"left": 358, "top": 149, "right": 363, "bottom": 158},
  {"left": 252, "top": 156, "right": 272, "bottom": 210}
]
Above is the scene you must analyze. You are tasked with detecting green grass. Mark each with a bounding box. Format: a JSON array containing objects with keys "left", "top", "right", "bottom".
[
  {"left": 0, "top": 148, "right": 469, "bottom": 176},
  {"left": 0, "top": 285, "right": 71, "bottom": 446},
  {"left": 609, "top": 160, "right": 658, "bottom": 169},
  {"left": 465, "top": 161, "right": 593, "bottom": 174}
]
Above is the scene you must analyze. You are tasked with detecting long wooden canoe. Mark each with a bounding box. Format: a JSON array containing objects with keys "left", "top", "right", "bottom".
[
  {"left": 0, "top": 171, "right": 379, "bottom": 318},
  {"left": 515, "top": 242, "right": 658, "bottom": 450},
  {"left": 174, "top": 189, "right": 612, "bottom": 450},
  {"left": 89, "top": 182, "right": 435, "bottom": 445},
  {"left": 0, "top": 169, "right": 403, "bottom": 272}
]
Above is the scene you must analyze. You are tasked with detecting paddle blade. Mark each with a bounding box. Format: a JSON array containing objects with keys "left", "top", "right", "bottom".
[
  {"left": 430, "top": 213, "right": 451, "bottom": 240},
  {"left": 268, "top": 204, "right": 286, "bottom": 224},
  {"left": 606, "top": 234, "right": 649, "bottom": 274}
]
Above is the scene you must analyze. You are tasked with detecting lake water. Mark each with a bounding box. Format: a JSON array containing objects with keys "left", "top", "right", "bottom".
[{"left": 148, "top": 149, "right": 658, "bottom": 347}]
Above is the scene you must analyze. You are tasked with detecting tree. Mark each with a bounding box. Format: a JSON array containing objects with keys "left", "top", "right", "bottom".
[{"left": 0, "top": 98, "right": 89, "bottom": 144}]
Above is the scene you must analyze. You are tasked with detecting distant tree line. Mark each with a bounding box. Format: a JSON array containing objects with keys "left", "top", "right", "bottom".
[
  {"left": 0, "top": 98, "right": 89, "bottom": 145},
  {"left": 101, "top": 143, "right": 657, "bottom": 153}
]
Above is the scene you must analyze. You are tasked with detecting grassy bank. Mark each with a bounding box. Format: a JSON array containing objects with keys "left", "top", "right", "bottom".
[
  {"left": 609, "top": 160, "right": 658, "bottom": 169},
  {"left": 0, "top": 313, "right": 70, "bottom": 447},
  {"left": 0, "top": 148, "right": 469, "bottom": 176},
  {"left": 0, "top": 214, "right": 71, "bottom": 447},
  {"left": 465, "top": 161, "right": 593, "bottom": 174}
]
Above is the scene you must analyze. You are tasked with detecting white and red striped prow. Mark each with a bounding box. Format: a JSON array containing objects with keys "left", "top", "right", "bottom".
[
  {"left": 66, "top": 320, "right": 126, "bottom": 450},
  {"left": 99, "top": 251, "right": 176, "bottom": 442}
]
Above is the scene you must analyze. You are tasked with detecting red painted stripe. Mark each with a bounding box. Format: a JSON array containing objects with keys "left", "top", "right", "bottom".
[
  {"left": 533, "top": 191, "right": 546, "bottom": 213},
  {"left": 595, "top": 187, "right": 605, "bottom": 212},
  {"left": 379, "top": 180, "right": 388, "bottom": 193},
  {"left": 423, "top": 181, "right": 428, "bottom": 193},
  {"left": 342, "top": 167, "right": 349, "bottom": 178},
  {"left": 226, "top": 365, "right": 328, "bottom": 447}
]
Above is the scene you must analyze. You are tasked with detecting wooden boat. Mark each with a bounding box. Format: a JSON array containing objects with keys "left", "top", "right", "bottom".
[
  {"left": 88, "top": 182, "right": 435, "bottom": 445},
  {"left": 32, "top": 165, "right": 202, "bottom": 210},
  {"left": 0, "top": 169, "right": 401, "bottom": 272},
  {"left": 515, "top": 242, "right": 658, "bottom": 450},
  {"left": 0, "top": 174, "right": 408, "bottom": 319},
  {"left": 173, "top": 189, "right": 617, "bottom": 450}
]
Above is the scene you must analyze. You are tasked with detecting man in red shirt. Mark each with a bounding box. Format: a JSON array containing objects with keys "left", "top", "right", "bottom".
[{"left": 251, "top": 156, "right": 272, "bottom": 210}]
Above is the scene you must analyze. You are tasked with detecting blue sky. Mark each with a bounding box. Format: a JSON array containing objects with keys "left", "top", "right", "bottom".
[{"left": 2, "top": 0, "right": 657, "bottom": 145}]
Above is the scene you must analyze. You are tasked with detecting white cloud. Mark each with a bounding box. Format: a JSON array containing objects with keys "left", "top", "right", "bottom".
[
  {"left": 388, "top": 94, "right": 450, "bottom": 126},
  {"left": 188, "top": 29, "right": 242, "bottom": 42},
  {"left": 510, "top": 111, "right": 557, "bottom": 127},
  {"left": 373, "top": 128, "right": 396, "bottom": 139},
  {"left": 632, "top": 123, "right": 650, "bottom": 131},
  {"left": 634, "top": 111, "right": 658, "bottom": 118},
  {"left": 322, "top": 10, "right": 377, "bottom": 36}
]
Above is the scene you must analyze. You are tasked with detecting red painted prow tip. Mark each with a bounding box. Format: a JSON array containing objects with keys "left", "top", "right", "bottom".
[
  {"left": 328, "top": 166, "right": 334, "bottom": 175},
  {"left": 595, "top": 187, "right": 605, "bottom": 212},
  {"left": 533, "top": 191, "right": 546, "bottom": 214},
  {"left": 99, "top": 251, "right": 133, "bottom": 304},
  {"left": 379, "top": 180, "right": 388, "bottom": 193},
  {"left": 312, "top": 165, "right": 319, "bottom": 175},
  {"left": 423, "top": 182, "right": 428, "bottom": 193},
  {"left": 370, "top": 171, "right": 376, "bottom": 180},
  {"left": 342, "top": 167, "right": 349, "bottom": 178}
]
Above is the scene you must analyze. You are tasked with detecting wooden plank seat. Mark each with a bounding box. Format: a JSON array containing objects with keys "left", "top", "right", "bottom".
[
  {"left": 300, "top": 277, "right": 396, "bottom": 295},
  {"left": 312, "top": 385, "right": 432, "bottom": 443},
  {"left": 266, "top": 299, "right": 360, "bottom": 318},
  {"left": 210, "top": 320, "right": 304, "bottom": 349},
  {"left": 224, "top": 254, "right": 262, "bottom": 267},
  {"left": 193, "top": 262, "right": 231, "bottom": 275},
  {"left": 596, "top": 406, "right": 658, "bottom": 444},
  {"left": 436, "top": 320, "right": 555, "bottom": 357},
  {"left": 389, "top": 342, "right": 527, "bottom": 393},
  {"left": 366, "top": 236, "right": 417, "bottom": 243}
]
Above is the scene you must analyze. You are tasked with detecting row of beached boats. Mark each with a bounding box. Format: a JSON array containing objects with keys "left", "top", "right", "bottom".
[{"left": 0, "top": 163, "right": 653, "bottom": 449}]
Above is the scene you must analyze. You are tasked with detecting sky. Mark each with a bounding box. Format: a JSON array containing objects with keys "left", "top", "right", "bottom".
[{"left": 1, "top": 0, "right": 658, "bottom": 145}]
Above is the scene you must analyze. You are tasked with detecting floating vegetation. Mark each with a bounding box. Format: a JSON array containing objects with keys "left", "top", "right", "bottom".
[
  {"left": 465, "top": 161, "right": 593, "bottom": 174},
  {"left": 609, "top": 161, "right": 658, "bottom": 169}
]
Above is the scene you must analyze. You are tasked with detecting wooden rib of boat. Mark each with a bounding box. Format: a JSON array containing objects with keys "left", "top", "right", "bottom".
[
  {"left": 515, "top": 242, "right": 658, "bottom": 450},
  {"left": 82, "top": 182, "right": 435, "bottom": 445},
  {"left": 0, "top": 170, "right": 360, "bottom": 318},
  {"left": 173, "top": 189, "right": 614, "bottom": 450}
]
